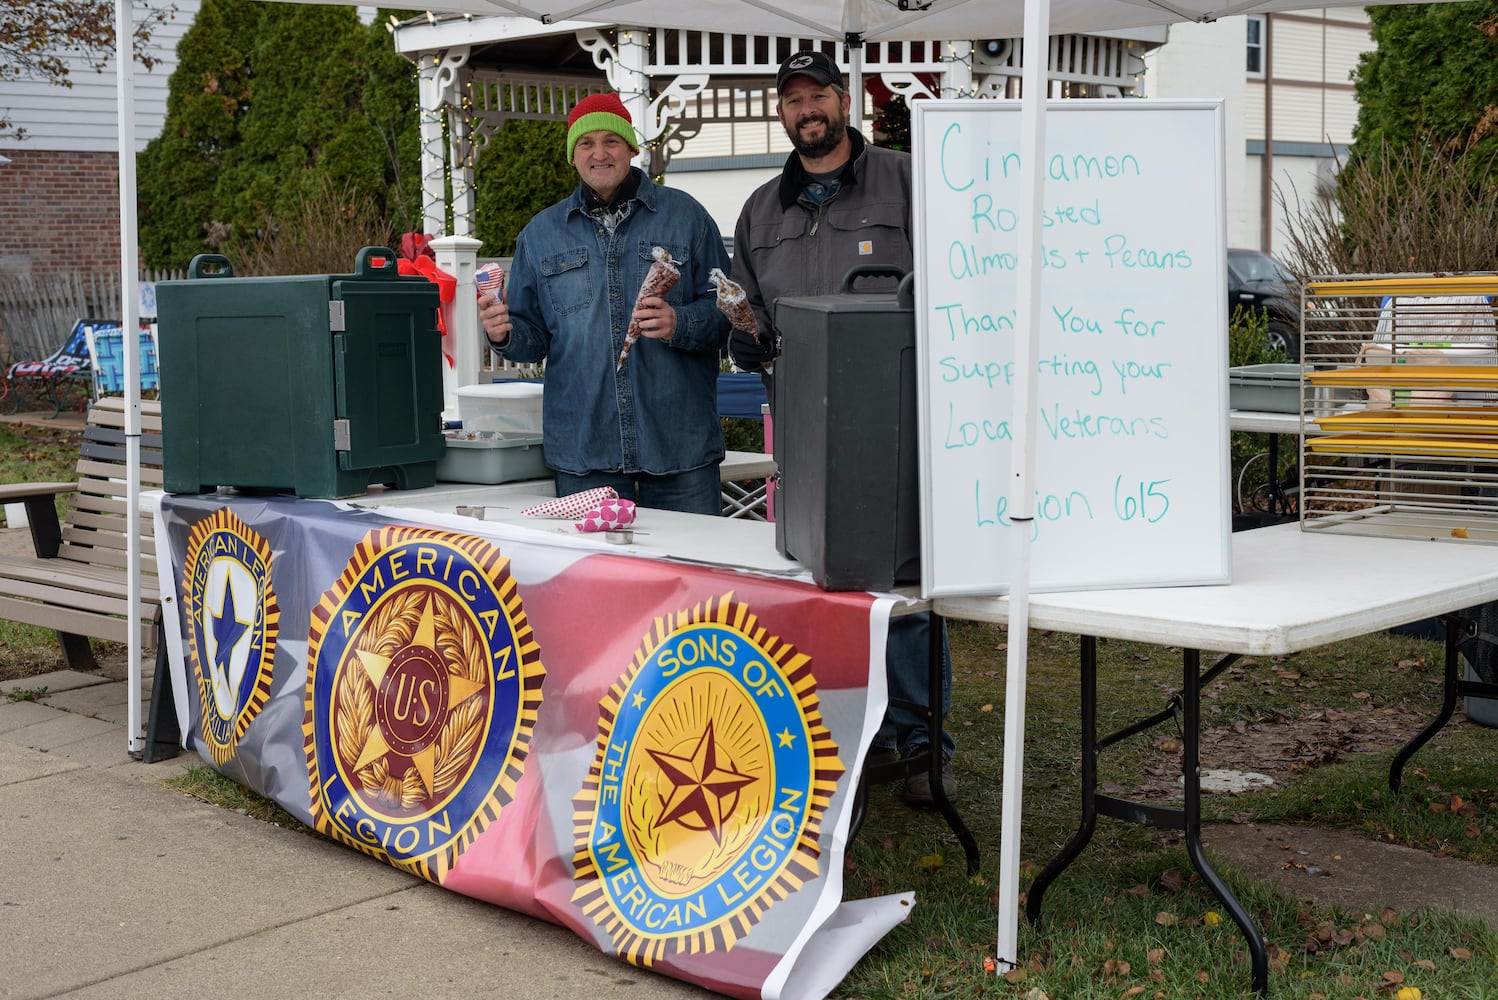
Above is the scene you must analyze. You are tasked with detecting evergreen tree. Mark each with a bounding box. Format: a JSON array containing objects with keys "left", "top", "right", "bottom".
[
  {"left": 137, "top": 2, "right": 421, "bottom": 269},
  {"left": 873, "top": 95, "right": 911, "bottom": 152},
  {"left": 136, "top": 0, "right": 262, "bottom": 267},
  {"left": 1354, "top": 2, "right": 1498, "bottom": 168},
  {"left": 472, "top": 119, "right": 576, "bottom": 257}
]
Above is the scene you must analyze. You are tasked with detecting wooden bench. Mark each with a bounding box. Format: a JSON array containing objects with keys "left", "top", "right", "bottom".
[{"left": 0, "top": 397, "right": 162, "bottom": 669}]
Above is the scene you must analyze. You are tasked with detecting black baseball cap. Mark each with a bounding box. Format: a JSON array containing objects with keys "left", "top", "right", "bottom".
[{"left": 775, "top": 50, "right": 844, "bottom": 93}]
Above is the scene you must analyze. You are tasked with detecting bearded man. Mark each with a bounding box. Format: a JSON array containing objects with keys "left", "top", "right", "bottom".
[{"left": 728, "top": 51, "right": 955, "bottom": 806}]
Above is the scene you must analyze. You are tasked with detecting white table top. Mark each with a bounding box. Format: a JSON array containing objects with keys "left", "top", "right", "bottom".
[
  {"left": 355, "top": 487, "right": 809, "bottom": 579},
  {"left": 935, "top": 522, "right": 1498, "bottom": 656},
  {"left": 360, "top": 450, "right": 775, "bottom": 510},
  {"left": 1228, "top": 409, "right": 1301, "bottom": 435}
]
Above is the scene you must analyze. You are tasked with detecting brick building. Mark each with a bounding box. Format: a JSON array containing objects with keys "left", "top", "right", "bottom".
[{"left": 0, "top": 3, "right": 196, "bottom": 279}]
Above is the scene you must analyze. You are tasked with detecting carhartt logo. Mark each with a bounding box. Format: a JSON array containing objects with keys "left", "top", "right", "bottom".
[{"left": 858, "top": 239, "right": 874, "bottom": 255}]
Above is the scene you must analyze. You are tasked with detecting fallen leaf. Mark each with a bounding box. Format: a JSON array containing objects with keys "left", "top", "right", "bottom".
[
  {"left": 1196, "top": 971, "right": 1210, "bottom": 983},
  {"left": 1381, "top": 970, "right": 1405, "bottom": 985},
  {"left": 981, "top": 703, "right": 994, "bottom": 712},
  {"left": 1158, "top": 870, "right": 1183, "bottom": 893},
  {"left": 1146, "top": 948, "right": 1165, "bottom": 964},
  {"left": 918, "top": 852, "right": 943, "bottom": 871},
  {"left": 1003, "top": 968, "right": 1027, "bottom": 984},
  {"left": 1155, "top": 911, "right": 1179, "bottom": 926},
  {"left": 1449, "top": 946, "right": 1472, "bottom": 960},
  {"left": 1121, "top": 988, "right": 1145, "bottom": 999}
]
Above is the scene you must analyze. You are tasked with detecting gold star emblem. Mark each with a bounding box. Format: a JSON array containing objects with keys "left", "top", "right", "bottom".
[
  {"left": 647, "top": 719, "right": 757, "bottom": 844},
  {"left": 351, "top": 596, "right": 484, "bottom": 795}
]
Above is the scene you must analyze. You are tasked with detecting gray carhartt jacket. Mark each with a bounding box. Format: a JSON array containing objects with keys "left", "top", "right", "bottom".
[{"left": 730, "top": 128, "right": 914, "bottom": 369}]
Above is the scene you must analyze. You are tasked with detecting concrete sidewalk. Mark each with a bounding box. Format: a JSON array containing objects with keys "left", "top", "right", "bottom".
[{"left": 0, "top": 669, "right": 712, "bottom": 1000}]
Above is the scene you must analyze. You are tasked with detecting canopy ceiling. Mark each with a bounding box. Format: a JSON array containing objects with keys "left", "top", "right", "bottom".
[{"left": 292, "top": 0, "right": 1420, "bottom": 43}]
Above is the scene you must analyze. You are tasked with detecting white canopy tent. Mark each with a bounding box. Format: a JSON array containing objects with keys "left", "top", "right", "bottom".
[{"left": 111, "top": 0, "right": 1452, "bottom": 980}]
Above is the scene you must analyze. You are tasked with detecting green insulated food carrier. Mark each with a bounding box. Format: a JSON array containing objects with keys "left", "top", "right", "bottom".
[{"left": 156, "top": 247, "right": 447, "bottom": 498}]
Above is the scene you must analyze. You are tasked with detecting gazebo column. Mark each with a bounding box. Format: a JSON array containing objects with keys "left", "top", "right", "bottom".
[
  {"left": 945, "top": 40, "right": 975, "bottom": 98},
  {"left": 417, "top": 46, "right": 471, "bottom": 237},
  {"left": 431, "top": 234, "right": 484, "bottom": 415},
  {"left": 614, "top": 27, "right": 650, "bottom": 167}
]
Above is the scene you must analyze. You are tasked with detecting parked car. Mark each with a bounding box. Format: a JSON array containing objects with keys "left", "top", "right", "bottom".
[{"left": 1228, "top": 247, "right": 1301, "bottom": 360}]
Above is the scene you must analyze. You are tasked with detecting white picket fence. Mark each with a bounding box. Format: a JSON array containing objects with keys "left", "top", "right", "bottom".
[{"left": 0, "top": 270, "right": 180, "bottom": 365}]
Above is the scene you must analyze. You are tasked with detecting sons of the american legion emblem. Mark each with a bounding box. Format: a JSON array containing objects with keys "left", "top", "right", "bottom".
[
  {"left": 303, "top": 525, "right": 545, "bottom": 883},
  {"left": 572, "top": 593, "right": 844, "bottom": 966},
  {"left": 181, "top": 509, "right": 279, "bottom": 766}
]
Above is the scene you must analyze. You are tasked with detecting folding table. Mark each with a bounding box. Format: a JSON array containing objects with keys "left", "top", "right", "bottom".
[{"left": 937, "top": 522, "right": 1498, "bottom": 995}]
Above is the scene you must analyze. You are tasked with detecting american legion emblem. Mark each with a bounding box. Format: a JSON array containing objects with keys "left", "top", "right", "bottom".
[
  {"left": 303, "top": 525, "right": 545, "bottom": 882},
  {"left": 181, "top": 508, "right": 279, "bottom": 766},
  {"left": 572, "top": 593, "right": 844, "bottom": 965}
]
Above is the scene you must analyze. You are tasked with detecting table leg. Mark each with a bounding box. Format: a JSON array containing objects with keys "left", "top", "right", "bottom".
[
  {"left": 1181, "top": 648, "right": 1269, "bottom": 996},
  {"left": 926, "top": 612, "right": 980, "bottom": 876},
  {"left": 847, "top": 612, "right": 980, "bottom": 877},
  {"left": 1026, "top": 636, "right": 1099, "bottom": 924},
  {"left": 1027, "top": 639, "right": 1268, "bottom": 996},
  {"left": 1389, "top": 614, "right": 1462, "bottom": 791},
  {"left": 1267, "top": 433, "right": 1285, "bottom": 512}
]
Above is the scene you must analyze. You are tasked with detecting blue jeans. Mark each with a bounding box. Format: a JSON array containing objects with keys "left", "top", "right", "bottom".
[
  {"left": 875, "top": 611, "right": 955, "bottom": 758},
  {"left": 554, "top": 465, "right": 722, "bottom": 515}
]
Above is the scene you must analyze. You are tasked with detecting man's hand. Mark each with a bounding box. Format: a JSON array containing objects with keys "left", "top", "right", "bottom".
[
  {"left": 479, "top": 293, "right": 511, "bottom": 347},
  {"left": 729, "top": 324, "right": 776, "bottom": 371},
  {"left": 631, "top": 296, "right": 677, "bottom": 341}
]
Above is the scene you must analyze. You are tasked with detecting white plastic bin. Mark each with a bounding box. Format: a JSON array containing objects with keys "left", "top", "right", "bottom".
[{"left": 457, "top": 381, "right": 543, "bottom": 435}]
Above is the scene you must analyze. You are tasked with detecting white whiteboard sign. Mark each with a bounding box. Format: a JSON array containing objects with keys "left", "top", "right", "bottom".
[{"left": 912, "top": 100, "right": 1231, "bottom": 596}]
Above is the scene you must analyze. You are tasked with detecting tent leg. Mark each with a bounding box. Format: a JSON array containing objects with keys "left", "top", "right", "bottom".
[{"left": 142, "top": 616, "right": 180, "bottom": 763}]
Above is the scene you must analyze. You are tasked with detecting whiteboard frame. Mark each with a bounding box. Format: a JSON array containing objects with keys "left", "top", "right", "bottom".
[{"left": 912, "top": 99, "right": 1232, "bottom": 598}]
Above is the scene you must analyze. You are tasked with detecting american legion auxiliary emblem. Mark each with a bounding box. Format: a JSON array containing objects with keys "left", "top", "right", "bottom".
[
  {"left": 303, "top": 525, "right": 545, "bottom": 882},
  {"left": 181, "top": 508, "right": 279, "bottom": 766},
  {"left": 572, "top": 593, "right": 844, "bottom": 965}
]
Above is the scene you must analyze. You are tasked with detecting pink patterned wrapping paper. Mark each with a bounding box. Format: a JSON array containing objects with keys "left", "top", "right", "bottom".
[
  {"left": 521, "top": 488, "right": 619, "bottom": 519},
  {"left": 574, "top": 498, "right": 636, "bottom": 533}
]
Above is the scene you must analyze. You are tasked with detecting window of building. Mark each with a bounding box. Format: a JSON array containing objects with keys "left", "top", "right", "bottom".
[{"left": 1246, "top": 16, "right": 1266, "bottom": 78}]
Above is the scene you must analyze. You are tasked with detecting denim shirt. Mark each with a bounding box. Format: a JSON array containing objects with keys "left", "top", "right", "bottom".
[{"left": 499, "top": 171, "right": 732, "bottom": 476}]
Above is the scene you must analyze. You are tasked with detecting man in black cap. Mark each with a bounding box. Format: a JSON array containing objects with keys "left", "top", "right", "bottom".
[{"left": 729, "top": 50, "right": 956, "bottom": 806}]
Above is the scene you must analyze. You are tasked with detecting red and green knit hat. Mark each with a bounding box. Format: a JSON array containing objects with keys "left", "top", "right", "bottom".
[{"left": 566, "top": 93, "right": 640, "bottom": 160}]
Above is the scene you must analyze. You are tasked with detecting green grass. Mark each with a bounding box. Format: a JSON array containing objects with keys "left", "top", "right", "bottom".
[
  {"left": 165, "top": 764, "right": 310, "bottom": 832},
  {"left": 0, "top": 421, "right": 80, "bottom": 488}
]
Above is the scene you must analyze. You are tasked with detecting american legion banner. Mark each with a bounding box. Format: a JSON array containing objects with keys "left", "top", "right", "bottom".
[{"left": 153, "top": 493, "right": 913, "bottom": 999}]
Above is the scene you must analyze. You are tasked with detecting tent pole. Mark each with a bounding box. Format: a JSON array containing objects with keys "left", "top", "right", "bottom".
[
  {"left": 996, "top": 0, "right": 1051, "bottom": 974},
  {"left": 116, "top": 0, "right": 145, "bottom": 756}
]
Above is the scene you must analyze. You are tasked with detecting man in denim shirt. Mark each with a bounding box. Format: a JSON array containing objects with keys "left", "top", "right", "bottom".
[{"left": 479, "top": 93, "right": 732, "bottom": 514}]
